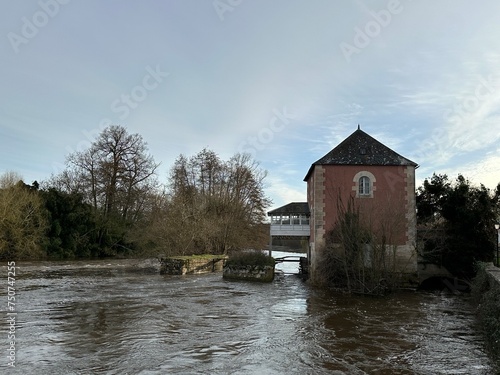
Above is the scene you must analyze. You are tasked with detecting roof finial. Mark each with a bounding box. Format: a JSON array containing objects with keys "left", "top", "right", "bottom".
[{"left": 357, "top": 124, "right": 360, "bottom": 130}]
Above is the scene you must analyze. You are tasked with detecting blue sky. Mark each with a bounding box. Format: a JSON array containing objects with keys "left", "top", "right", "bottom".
[{"left": 1, "top": 0, "right": 500, "bottom": 210}]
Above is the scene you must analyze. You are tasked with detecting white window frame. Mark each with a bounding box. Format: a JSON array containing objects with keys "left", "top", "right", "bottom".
[{"left": 359, "top": 176, "right": 371, "bottom": 196}]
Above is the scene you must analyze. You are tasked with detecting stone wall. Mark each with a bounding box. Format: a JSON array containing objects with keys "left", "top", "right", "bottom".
[
  {"left": 223, "top": 265, "right": 275, "bottom": 282},
  {"left": 473, "top": 264, "right": 500, "bottom": 360},
  {"left": 160, "top": 257, "right": 226, "bottom": 275},
  {"left": 485, "top": 264, "right": 500, "bottom": 287}
]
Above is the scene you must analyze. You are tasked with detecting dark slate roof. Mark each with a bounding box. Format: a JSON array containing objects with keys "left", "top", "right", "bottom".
[
  {"left": 304, "top": 127, "right": 417, "bottom": 181},
  {"left": 267, "top": 202, "right": 310, "bottom": 216}
]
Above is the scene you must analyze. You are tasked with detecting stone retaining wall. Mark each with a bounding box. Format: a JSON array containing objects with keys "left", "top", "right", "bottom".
[
  {"left": 223, "top": 265, "right": 275, "bottom": 282},
  {"left": 473, "top": 264, "right": 500, "bottom": 361},
  {"left": 485, "top": 264, "right": 500, "bottom": 287},
  {"left": 160, "top": 257, "right": 226, "bottom": 275}
]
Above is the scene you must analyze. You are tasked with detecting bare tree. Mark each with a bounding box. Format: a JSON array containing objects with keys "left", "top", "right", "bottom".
[
  {"left": 0, "top": 171, "right": 23, "bottom": 189},
  {"left": 55, "top": 125, "right": 159, "bottom": 222},
  {"left": 317, "top": 192, "right": 413, "bottom": 294},
  {"left": 164, "top": 149, "right": 271, "bottom": 255}
]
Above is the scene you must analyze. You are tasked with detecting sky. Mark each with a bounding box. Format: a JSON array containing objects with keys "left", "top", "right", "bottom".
[{"left": 1, "top": 0, "right": 500, "bottom": 211}]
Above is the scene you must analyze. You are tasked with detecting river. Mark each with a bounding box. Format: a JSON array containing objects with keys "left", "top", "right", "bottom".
[{"left": 0, "top": 253, "right": 496, "bottom": 374}]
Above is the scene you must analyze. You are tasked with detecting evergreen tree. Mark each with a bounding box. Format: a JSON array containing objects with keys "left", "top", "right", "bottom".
[{"left": 417, "top": 174, "right": 500, "bottom": 277}]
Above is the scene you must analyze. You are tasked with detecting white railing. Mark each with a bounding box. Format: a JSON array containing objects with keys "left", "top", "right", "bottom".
[{"left": 270, "top": 224, "right": 310, "bottom": 236}]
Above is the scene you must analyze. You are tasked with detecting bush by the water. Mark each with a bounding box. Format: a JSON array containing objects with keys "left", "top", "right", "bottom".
[{"left": 225, "top": 251, "right": 275, "bottom": 267}]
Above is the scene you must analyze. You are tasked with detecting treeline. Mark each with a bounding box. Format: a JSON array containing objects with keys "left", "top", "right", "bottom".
[{"left": 0, "top": 125, "right": 270, "bottom": 260}]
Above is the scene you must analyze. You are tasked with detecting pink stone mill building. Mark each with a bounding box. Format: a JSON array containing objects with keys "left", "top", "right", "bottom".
[{"left": 269, "top": 126, "right": 418, "bottom": 283}]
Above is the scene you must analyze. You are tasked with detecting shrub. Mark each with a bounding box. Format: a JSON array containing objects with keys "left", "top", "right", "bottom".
[{"left": 225, "top": 251, "right": 275, "bottom": 267}]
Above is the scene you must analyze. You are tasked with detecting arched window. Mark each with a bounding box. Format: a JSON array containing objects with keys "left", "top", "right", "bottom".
[
  {"left": 359, "top": 176, "right": 371, "bottom": 195},
  {"left": 353, "top": 171, "right": 375, "bottom": 198}
]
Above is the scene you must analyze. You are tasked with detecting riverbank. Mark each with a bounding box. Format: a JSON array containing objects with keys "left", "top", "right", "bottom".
[{"left": 472, "top": 263, "right": 500, "bottom": 369}]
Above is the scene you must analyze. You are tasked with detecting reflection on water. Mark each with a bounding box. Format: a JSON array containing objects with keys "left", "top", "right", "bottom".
[{"left": 0, "top": 253, "right": 495, "bottom": 375}]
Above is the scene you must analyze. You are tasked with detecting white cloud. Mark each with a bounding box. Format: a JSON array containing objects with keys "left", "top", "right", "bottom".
[
  {"left": 449, "top": 152, "right": 500, "bottom": 190},
  {"left": 265, "top": 175, "right": 307, "bottom": 211}
]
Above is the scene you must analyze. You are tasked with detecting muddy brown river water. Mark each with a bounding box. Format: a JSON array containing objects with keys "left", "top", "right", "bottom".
[{"left": 0, "top": 253, "right": 497, "bottom": 374}]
